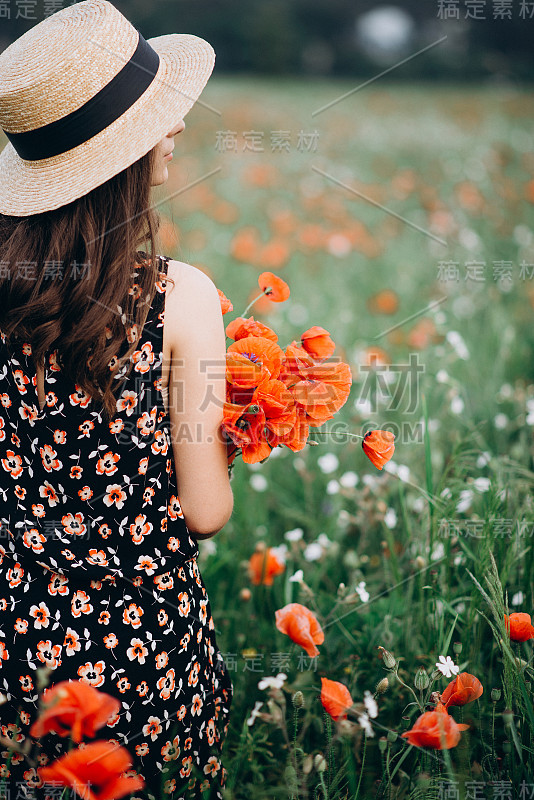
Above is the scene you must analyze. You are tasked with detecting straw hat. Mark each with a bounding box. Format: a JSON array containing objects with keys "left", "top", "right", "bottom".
[{"left": 0, "top": 0, "right": 215, "bottom": 216}]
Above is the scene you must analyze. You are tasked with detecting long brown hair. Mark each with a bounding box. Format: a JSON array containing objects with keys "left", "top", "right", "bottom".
[{"left": 0, "top": 145, "right": 176, "bottom": 422}]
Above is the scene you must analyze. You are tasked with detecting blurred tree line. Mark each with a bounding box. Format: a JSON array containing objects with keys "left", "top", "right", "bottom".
[{"left": 1, "top": 0, "right": 533, "bottom": 80}]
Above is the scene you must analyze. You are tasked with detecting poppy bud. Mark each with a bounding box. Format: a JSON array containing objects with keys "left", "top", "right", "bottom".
[
  {"left": 415, "top": 556, "right": 426, "bottom": 570},
  {"left": 453, "top": 641, "right": 462, "bottom": 655},
  {"left": 292, "top": 691, "right": 304, "bottom": 708},
  {"left": 240, "top": 588, "right": 252, "bottom": 602},
  {"left": 415, "top": 667, "right": 430, "bottom": 691},
  {"left": 375, "top": 678, "right": 389, "bottom": 695},
  {"left": 302, "top": 754, "right": 314, "bottom": 775},
  {"left": 314, "top": 754, "right": 327, "bottom": 772},
  {"left": 362, "top": 430, "right": 395, "bottom": 470},
  {"left": 387, "top": 730, "right": 398, "bottom": 744},
  {"left": 378, "top": 646, "right": 396, "bottom": 670},
  {"left": 378, "top": 737, "right": 388, "bottom": 753}
]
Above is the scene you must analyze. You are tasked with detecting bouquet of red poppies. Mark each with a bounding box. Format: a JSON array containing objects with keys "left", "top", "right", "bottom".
[{"left": 217, "top": 271, "right": 396, "bottom": 475}]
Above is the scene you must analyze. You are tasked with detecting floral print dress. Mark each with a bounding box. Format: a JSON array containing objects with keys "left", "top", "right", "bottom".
[{"left": 0, "top": 253, "right": 233, "bottom": 800}]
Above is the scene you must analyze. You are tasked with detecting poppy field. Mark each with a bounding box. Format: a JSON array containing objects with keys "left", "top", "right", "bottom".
[{"left": 154, "top": 76, "right": 534, "bottom": 799}]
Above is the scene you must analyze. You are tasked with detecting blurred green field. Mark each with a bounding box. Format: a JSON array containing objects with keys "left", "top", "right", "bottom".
[{"left": 151, "top": 77, "right": 534, "bottom": 798}]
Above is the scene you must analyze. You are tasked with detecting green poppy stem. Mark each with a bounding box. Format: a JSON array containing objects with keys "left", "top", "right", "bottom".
[
  {"left": 310, "top": 430, "right": 365, "bottom": 441},
  {"left": 241, "top": 289, "right": 270, "bottom": 318}
]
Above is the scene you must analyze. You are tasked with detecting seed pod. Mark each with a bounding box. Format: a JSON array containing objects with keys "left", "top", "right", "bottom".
[
  {"left": 378, "top": 646, "right": 396, "bottom": 670},
  {"left": 415, "top": 667, "right": 430, "bottom": 691},
  {"left": 491, "top": 688, "right": 502, "bottom": 702}
]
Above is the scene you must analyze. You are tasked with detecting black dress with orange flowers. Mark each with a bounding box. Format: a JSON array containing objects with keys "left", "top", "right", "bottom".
[{"left": 0, "top": 253, "right": 233, "bottom": 800}]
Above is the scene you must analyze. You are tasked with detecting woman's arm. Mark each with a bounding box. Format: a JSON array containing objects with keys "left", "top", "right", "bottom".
[{"left": 164, "top": 259, "right": 234, "bottom": 538}]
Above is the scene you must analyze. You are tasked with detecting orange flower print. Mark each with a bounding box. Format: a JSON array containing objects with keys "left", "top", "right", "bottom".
[
  {"left": 275, "top": 603, "right": 324, "bottom": 657},
  {"left": 71, "top": 590, "right": 93, "bottom": 618},
  {"left": 130, "top": 514, "right": 153, "bottom": 544},
  {"left": 178, "top": 592, "right": 191, "bottom": 618},
  {"left": 48, "top": 573, "right": 68, "bottom": 596},
  {"left": 103, "top": 484, "right": 128, "bottom": 509},
  {"left": 157, "top": 669, "right": 176, "bottom": 700},
  {"left": 104, "top": 633, "right": 118, "bottom": 650},
  {"left": 36, "top": 640, "right": 62, "bottom": 670},
  {"left": 440, "top": 673, "right": 484, "bottom": 708},
  {"left": 12, "top": 369, "right": 30, "bottom": 394},
  {"left": 77, "top": 660, "right": 106, "bottom": 688},
  {"left": 95, "top": 451, "right": 120, "bottom": 476},
  {"left": 248, "top": 548, "right": 286, "bottom": 585},
  {"left": 180, "top": 755, "right": 193, "bottom": 779},
  {"left": 320, "top": 678, "right": 354, "bottom": 721},
  {"left": 134, "top": 555, "right": 157, "bottom": 575},
  {"left": 132, "top": 341, "right": 155, "bottom": 374},
  {"left": 29, "top": 602, "right": 50, "bottom": 630},
  {"left": 362, "top": 430, "right": 395, "bottom": 470},
  {"left": 2, "top": 450, "right": 23, "bottom": 478},
  {"left": 161, "top": 736, "right": 180, "bottom": 762},
  {"left": 7, "top": 562, "right": 24, "bottom": 588},
  {"left": 258, "top": 271, "right": 290, "bottom": 302},
  {"left": 203, "top": 756, "right": 221, "bottom": 777},
  {"left": 127, "top": 638, "right": 149, "bottom": 664},
  {"left": 123, "top": 603, "right": 144, "bottom": 629},
  {"left": 504, "top": 612, "right": 534, "bottom": 642},
  {"left": 138, "top": 407, "right": 158, "bottom": 437},
  {"left": 191, "top": 694, "right": 203, "bottom": 716},
  {"left": 0, "top": 642, "right": 8, "bottom": 663},
  {"left": 156, "top": 651, "right": 169, "bottom": 670},
  {"left": 401, "top": 702, "right": 469, "bottom": 749},
  {"left": 116, "top": 676, "right": 131, "bottom": 694},
  {"left": 142, "top": 715, "right": 163, "bottom": 741},
  {"left": 14, "top": 618, "right": 28, "bottom": 634},
  {"left": 22, "top": 529, "right": 46, "bottom": 553},
  {"left": 39, "top": 444, "right": 63, "bottom": 472},
  {"left": 20, "top": 675, "right": 34, "bottom": 693},
  {"left": 63, "top": 627, "right": 81, "bottom": 656},
  {"left": 61, "top": 512, "right": 87, "bottom": 537}
]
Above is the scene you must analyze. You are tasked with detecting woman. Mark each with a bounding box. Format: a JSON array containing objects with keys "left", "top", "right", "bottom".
[{"left": 0, "top": 1, "right": 234, "bottom": 798}]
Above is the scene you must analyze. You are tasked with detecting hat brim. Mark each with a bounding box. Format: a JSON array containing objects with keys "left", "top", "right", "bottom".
[{"left": 0, "top": 33, "right": 215, "bottom": 216}]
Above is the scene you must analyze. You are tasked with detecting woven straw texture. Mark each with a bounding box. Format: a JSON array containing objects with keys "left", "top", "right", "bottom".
[{"left": 0, "top": 0, "right": 215, "bottom": 216}]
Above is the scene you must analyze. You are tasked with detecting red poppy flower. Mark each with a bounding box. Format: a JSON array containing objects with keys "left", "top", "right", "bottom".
[
  {"left": 279, "top": 343, "right": 352, "bottom": 427},
  {"left": 227, "top": 336, "right": 285, "bottom": 382},
  {"left": 217, "top": 289, "right": 233, "bottom": 315},
  {"left": 362, "top": 430, "right": 395, "bottom": 470},
  {"left": 320, "top": 678, "right": 354, "bottom": 721},
  {"left": 275, "top": 603, "right": 324, "bottom": 657},
  {"left": 300, "top": 326, "right": 336, "bottom": 360},
  {"left": 248, "top": 548, "right": 286, "bottom": 585},
  {"left": 258, "top": 272, "right": 290, "bottom": 302},
  {"left": 222, "top": 400, "right": 271, "bottom": 464},
  {"left": 401, "top": 703, "right": 469, "bottom": 750},
  {"left": 504, "top": 612, "right": 534, "bottom": 642},
  {"left": 226, "top": 316, "right": 278, "bottom": 343},
  {"left": 38, "top": 740, "right": 144, "bottom": 800},
  {"left": 223, "top": 376, "right": 298, "bottom": 464},
  {"left": 440, "top": 673, "right": 483, "bottom": 708},
  {"left": 30, "top": 680, "right": 120, "bottom": 743}
]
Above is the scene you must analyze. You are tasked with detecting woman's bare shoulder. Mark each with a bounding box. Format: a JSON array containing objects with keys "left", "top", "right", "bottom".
[
  {"left": 163, "top": 258, "right": 222, "bottom": 341},
  {"left": 165, "top": 258, "right": 218, "bottom": 299}
]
